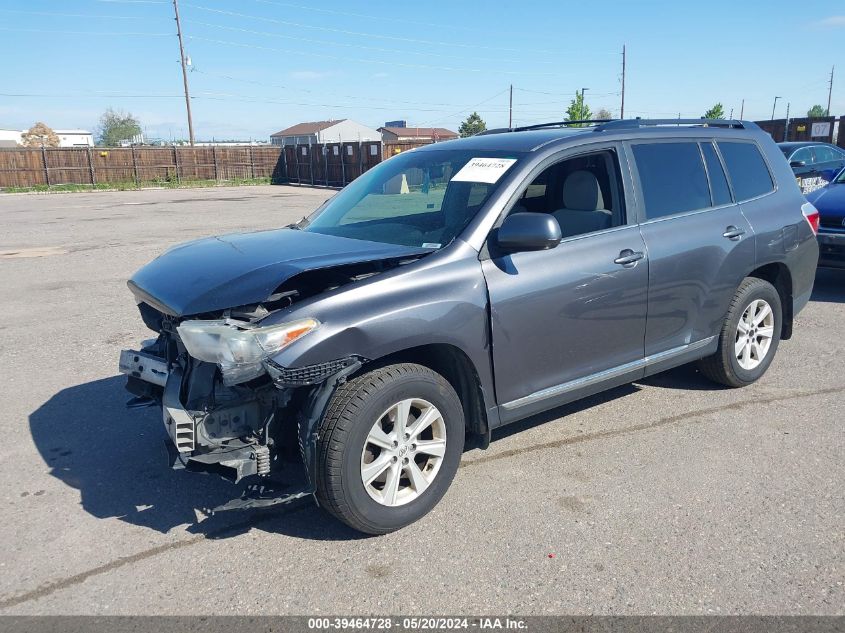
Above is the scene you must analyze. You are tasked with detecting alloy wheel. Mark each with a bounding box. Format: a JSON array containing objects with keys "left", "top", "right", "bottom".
[
  {"left": 735, "top": 298, "right": 775, "bottom": 370},
  {"left": 360, "top": 398, "right": 447, "bottom": 507}
]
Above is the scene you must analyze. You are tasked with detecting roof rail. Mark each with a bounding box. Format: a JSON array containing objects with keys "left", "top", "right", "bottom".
[
  {"left": 594, "top": 118, "right": 753, "bottom": 131},
  {"left": 515, "top": 119, "right": 613, "bottom": 131},
  {"left": 476, "top": 120, "right": 614, "bottom": 135},
  {"left": 475, "top": 118, "right": 759, "bottom": 137}
]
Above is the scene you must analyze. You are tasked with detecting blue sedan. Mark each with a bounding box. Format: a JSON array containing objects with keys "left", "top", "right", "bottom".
[
  {"left": 806, "top": 166, "right": 845, "bottom": 268},
  {"left": 778, "top": 142, "right": 845, "bottom": 195}
]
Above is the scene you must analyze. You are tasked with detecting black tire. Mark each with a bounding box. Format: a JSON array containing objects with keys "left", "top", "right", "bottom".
[
  {"left": 316, "top": 363, "right": 464, "bottom": 534},
  {"left": 698, "top": 277, "right": 782, "bottom": 388}
]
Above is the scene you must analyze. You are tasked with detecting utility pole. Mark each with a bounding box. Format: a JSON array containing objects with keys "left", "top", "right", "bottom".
[
  {"left": 508, "top": 84, "right": 513, "bottom": 129},
  {"left": 771, "top": 96, "right": 780, "bottom": 121},
  {"left": 784, "top": 102, "right": 790, "bottom": 142},
  {"left": 620, "top": 44, "right": 626, "bottom": 119},
  {"left": 173, "top": 0, "right": 195, "bottom": 146},
  {"left": 739, "top": 99, "right": 745, "bottom": 119},
  {"left": 581, "top": 87, "right": 588, "bottom": 119},
  {"left": 827, "top": 65, "right": 835, "bottom": 116}
]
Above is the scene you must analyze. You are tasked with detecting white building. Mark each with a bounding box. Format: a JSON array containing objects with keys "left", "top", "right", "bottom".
[
  {"left": 0, "top": 129, "right": 22, "bottom": 148},
  {"left": 55, "top": 130, "right": 94, "bottom": 147},
  {"left": 0, "top": 128, "right": 93, "bottom": 147},
  {"left": 270, "top": 119, "right": 381, "bottom": 146}
]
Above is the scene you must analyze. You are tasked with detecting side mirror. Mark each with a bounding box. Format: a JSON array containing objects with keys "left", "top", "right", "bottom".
[
  {"left": 790, "top": 160, "right": 806, "bottom": 168},
  {"left": 496, "top": 212, "right": 562, "bottom": 253}
]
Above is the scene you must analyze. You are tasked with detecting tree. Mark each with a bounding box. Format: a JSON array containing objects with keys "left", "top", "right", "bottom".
[
  {"left": 564, "top": 91, "right": 592, "bottom": 126},
  {"left": 97, "top": 108, "right": 142, "bottom": 146},
  {"left": 808, "top": 104, "right": 827, "bottom": 118},
  {"left": 458, "top": 112, "right": 486, "bottom": 137},
  {"left": 20, "top": 122, "right": 59, "bottom": 148},
  {"left": 595, "top": 108, "right": 613, "bottom": 121},
  {"left": 704, "top": 103, "right": 725, "bottom": 119}
]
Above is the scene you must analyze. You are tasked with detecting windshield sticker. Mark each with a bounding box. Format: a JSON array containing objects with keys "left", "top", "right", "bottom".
[
  {"left": 421, "top": 243, "right": 442, "bottom": 249},
  {"left": 451, "top": 157, "right": 518, "bottom": 184}
]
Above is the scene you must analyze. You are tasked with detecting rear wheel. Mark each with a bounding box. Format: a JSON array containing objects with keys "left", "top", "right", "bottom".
[
  {"left": 698, "top": 277, "right": 782, "bottom": 388},
  {"left": 316, "top": 363, "right": 464, "bottom": 534}
]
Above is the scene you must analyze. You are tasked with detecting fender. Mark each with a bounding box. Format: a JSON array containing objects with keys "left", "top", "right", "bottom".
[{"left": 262, "top": 240, "right": 499, "bottom": 419}]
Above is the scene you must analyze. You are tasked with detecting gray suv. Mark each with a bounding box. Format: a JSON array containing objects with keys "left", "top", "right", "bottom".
[{"left": 120, "top": 119, "right": 820, "bottom": 534}]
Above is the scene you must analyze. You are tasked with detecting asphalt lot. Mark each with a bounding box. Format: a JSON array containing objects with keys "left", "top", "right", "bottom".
[{"left": 0, "top": 185, "right": 842, "bottom": 615}]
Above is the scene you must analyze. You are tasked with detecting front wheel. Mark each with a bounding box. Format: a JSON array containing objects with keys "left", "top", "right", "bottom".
[
  {"left": 698, "top": 277, "right": 782, "bottom": 388},
  {"left": 316, "top": 363, "right": 464, "bottom": 534}
]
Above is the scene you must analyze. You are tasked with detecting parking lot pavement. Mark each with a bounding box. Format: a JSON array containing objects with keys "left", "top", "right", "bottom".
[{"left": 0, "top": 186, "right": 842, "bottom": 615}]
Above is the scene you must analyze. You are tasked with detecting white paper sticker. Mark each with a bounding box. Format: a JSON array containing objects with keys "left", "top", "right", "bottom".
[
  {"left": 451, "top": 157, "right": 517, "bottom": 184},
  {"left": 421, "top": 242, "right": 441, "bottom": 249}
]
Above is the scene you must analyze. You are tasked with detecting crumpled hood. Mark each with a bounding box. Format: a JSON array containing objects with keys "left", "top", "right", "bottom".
[
  {"left": 806, "top": 182, "right": 845, "bottom": 218},
  {"left": 128, "top": 228, "right": 426, "bottom": 316}
]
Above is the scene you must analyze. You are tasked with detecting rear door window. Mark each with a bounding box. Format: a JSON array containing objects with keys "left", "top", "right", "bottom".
[
  {"left": 700, "top": 142, "right": 732, "bottom": 206},
  {"left": 814, "top": 145, "right": 845, "bottom": 163},
  {"left": 717, "top": 142, "right": 775, "bottom": 201},
  {"left": 790, "top": 147, "right": 814, "bottom": 165},
  {"left": 632, "top": 142, "right": 710, "bottom": 220}
]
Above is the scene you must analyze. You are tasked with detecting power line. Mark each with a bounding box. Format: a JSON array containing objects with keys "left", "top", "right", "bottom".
[
  {"left": 0, "top": 8, "right": 167, "bottom": 19},
  {"left": 0, "top": 88, "right": 617, "bottom": 115},
  {"left": 187, "top": 35, "right": 563, "bottom": 76},
  {"left": 0, "top": 92, "right": 184, "bottom": 98},
  {"left": 182, "top": 3, "right": 613, "bottom": 57},
  {"left": 515, "top": 87, "right": 620, "bottom": 97},
  {"left": 193, "top": 92, "right": 478, "bottom": 113},
  {"left": 247, "top": 0, "right": 477, "bottom": 32},
  {"left": 190, "top": 66, "right": 613, "bottom": 115},
  {"left": 416, "top": 88, "right": 511, "bottom": 127},
  {"left": 0, "top": 27, "right": 173, "bottom": 36},
  {"left": 190, "top": 67, "right": 494, "bottom": 108},
  {"left": 188, "top": 21, "right": 559, "bottom": 65}
]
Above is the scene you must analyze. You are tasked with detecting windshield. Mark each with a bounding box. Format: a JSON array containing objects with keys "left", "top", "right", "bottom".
[
  {"left": 301, "top": 149, "right": 525, "bottom": 248},
  {"left": 836, "top": 167, "right": 845, "bottom": 184}
]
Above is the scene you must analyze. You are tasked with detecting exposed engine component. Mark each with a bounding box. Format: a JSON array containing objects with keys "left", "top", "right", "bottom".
[
  {"left": 163, "top": 367, "right": 196, "bottom": 452},
  {"left": 255, "top": 445, "right": 271, "bottom": 476},
  {"left": 195, "top": 399, "right": 264, "bottom": 447}
]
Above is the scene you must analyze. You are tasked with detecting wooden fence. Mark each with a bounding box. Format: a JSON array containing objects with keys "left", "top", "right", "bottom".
[
  {"left": 755, "top": 116, "right": 845, "bottom": 148},
  {"left": 0, "top": 140, "right": 436, "bottom": 190}
]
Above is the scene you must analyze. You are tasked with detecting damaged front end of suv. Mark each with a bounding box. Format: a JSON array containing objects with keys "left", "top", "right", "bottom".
[{"left": 119, "top": 227, "right": 432, "bottom": 510}]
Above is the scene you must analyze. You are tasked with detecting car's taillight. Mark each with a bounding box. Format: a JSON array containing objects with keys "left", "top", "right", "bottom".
[{"left": 802, "top": 201, "right": 820, "bottom": 235}]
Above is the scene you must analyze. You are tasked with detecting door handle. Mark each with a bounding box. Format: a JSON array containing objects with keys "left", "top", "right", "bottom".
[
  {"left": 723, "top": 225, "right": 746, "bottom": 240},
  {"left": 614, "top": 249, "right": 644, "bottom": 267}
]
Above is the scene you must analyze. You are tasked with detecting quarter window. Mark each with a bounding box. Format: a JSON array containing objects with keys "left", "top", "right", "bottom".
[
  {"left": 632, "top": 142, "right": 710, "bottom": 219},
  {"left": 718, "top": 142, "right": 775, "bottom": 201}
]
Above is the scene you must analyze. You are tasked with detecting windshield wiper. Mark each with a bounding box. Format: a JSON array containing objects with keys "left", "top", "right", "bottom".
[{"left": 285, "top": 216, "right": 309, "bottom": 230}]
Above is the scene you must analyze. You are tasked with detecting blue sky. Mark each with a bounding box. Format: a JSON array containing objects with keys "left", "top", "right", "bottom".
[{"left": 0, "top": 0, "right": 842, "bottom": 141}]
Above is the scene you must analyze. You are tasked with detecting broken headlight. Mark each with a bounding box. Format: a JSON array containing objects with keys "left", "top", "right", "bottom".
[{"left": 176, "top": 318, "right": 319, "bottom": 385}]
